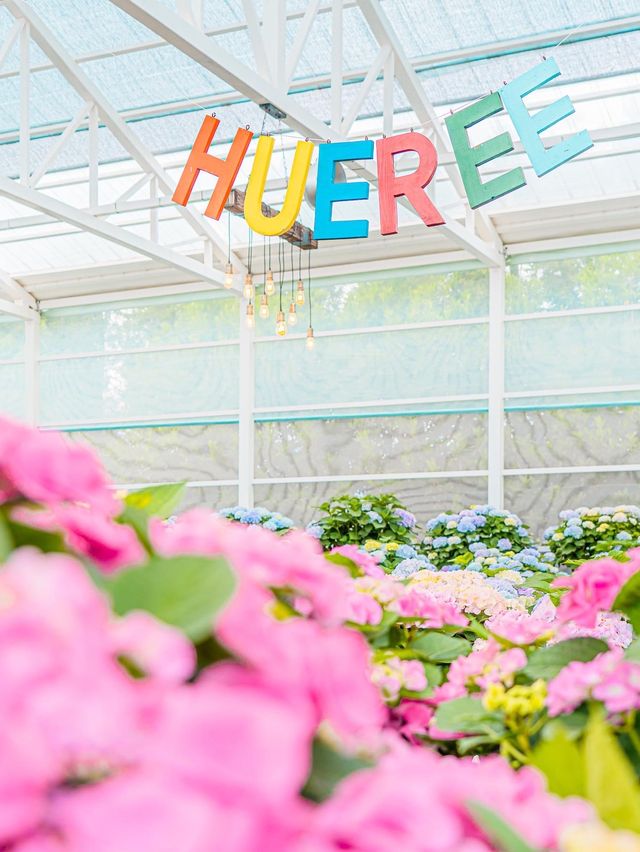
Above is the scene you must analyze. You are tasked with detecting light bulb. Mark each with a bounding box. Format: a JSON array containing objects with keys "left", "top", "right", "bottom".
[
  {"left": 306, "top": 326, "right": 315, "bottom": 350},
  {"left": 245, "top": 303, "right": 255, "bottom": 328},
  {"left": 288, "top": 301, "right": 297, "bottom": 326},
  {"left": 265, "top": 269, "right": 275, "bottom": 297},
  {"left": 275, "top": 310, "right": 287, "bottom": 337},
  {"left": 243, "top": 272, "right": 254, "bottom": 300},
  {"left": 259, "top": 293, "right": 269, "bottom": 319},
  {"left": 224, "top": 262, "right": 234, "bottom": 289},
  {"left": 296, "top": 279, "right": 305, "bottom": 306}
]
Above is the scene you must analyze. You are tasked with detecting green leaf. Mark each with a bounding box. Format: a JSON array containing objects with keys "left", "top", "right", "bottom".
[
  {"left": 410, "top": 631, "right": 471, "bottom": 663},
  {"left": 124, "top": 482, "right": 186, "bottom": 519},
  {"left": 467, "top": 802, "right": 536, "bottom": 852},
  {"left": 583, "top": 711, "right": 640, "bottom": 832},
  {"left": 103, "top": 554, "right": 236, "bottom": 642},
  {"left": 301, "top": 738, "right": 372, "bottom": 803},
  {"left": 434, "top": 697, "right": 501, "bottom": 734},
  {"left": 531, "top": 724, "right": 585, "bottom": 798},
  {"left": 0, "top": 512, "right": 14, "bottom": 561},
  {"left": 6, "top": 518, "right": 66, "bottom": 554},
  {"left": 524, "top": 638, "right": 608, "bottom": 680},
  {"left": 324, "top": 552, "right": 360, "bottom": 578},
  {"left": 613, "top": 572, "right": 640, "bottom": 632},
  {"left": 624, "top": 637, "right": 640, "bottom": 662}
]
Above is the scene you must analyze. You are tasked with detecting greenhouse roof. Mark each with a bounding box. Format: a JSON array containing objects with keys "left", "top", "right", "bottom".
[{"left": 0, "top": 0, "right": 639, "bottom": 307}]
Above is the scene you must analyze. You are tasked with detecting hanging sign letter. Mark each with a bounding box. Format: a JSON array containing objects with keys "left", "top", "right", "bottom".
[
  {"left": 313, "top": 140, "right": 374, "bottom": 240},
  {"left": 172, "top": 115, "right": 252, "bottom": 219},
  {"left": 376, "top": 131, "right": 444, "bottom": 235},
  {"left": 500, "top": 57, "right": 593, "bottom": 177},
  {"left": 244, "top": 136, "right": 314, "bottom": 237}
]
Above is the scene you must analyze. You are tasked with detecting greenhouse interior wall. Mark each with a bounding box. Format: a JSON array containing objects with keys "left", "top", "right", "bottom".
[{"left": 2, "top": 244, "right": 638, "bottom": 535}]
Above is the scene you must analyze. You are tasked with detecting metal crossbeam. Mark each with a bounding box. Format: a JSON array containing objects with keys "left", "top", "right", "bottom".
[
  {"left": 3, "top": 0, "right": 245, "bottom": 278},
  {"left": 110, "top": 0, "right": 503, "bottom": 267},
  {"left": 0, "top": 175, "right": 232, "bottom": 291}
]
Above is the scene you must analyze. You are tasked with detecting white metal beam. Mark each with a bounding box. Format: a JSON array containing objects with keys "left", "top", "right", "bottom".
[
  {"left": 0, "top": 266, "right": 37, "bottom": 309},
  {"left": 4, "top": 0, "right": 244, "bottom": 275},
  {"left": 487, "top": 266, "right": 505, "bottom": 508},
  {"left": 0, "top": 296, "right": 36, "bottom": 320},
  {"left": 356, "top": 0, "right": 502, "bottom": 250},
  {"left": 237, "top": 299, "right": 255, "bottom": 507},
  {"left": 110, "top": 0, "right": 502, "bottom": 267},
  {"left": 0, "top": 175, "right": 233, "bottom": 290}
]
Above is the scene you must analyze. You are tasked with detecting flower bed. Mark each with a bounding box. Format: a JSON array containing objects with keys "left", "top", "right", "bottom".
[{"left": 2, "top": 416, "right": 640, "bottom": 850}]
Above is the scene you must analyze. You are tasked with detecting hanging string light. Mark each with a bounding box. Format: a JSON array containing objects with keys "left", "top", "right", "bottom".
[
  {"left": 243, "top": 227, "right": 254, "bottom": 300},
  {"left": 296, "top": 244, "right": 305, "bottom": 307},
  {"left": 306, "top": 249, "right": 314, "bottom": 350},
  {"left": 224, "top": 210, "right": 234, "bottom": 288},
  {"left": 288, "top": 242, "right": 297, "bottom": 326},
  {"left": 265, "top": 237, "right": 275, "bottom": 297},
  {"left": 275, "top": 239, "right": 286, "bottom": 336},
  {"left": 259, "top": 236, "right": 269, "bottom": 319}
]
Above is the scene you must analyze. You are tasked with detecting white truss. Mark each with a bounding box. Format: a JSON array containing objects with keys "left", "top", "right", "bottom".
[
  {"left": 110, "top": 0, "right": 503, "bottom": 267},
  {"left": 0, "top": 0, "right": 247, "bottom": 312}
]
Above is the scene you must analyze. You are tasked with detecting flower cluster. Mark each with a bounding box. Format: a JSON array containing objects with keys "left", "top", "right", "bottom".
[
  {"left": 360, "top": 539, "right": 435, "bottom": 578},
  {"left": 0, "top": 415, "right": 605, "bottom": 850},
  {"left": 461, "top": 542, "right": 557, "bottom": 576},
  {"left": 308, "top": 493, "right": 418, "bottom": 551},
  {"left": 545, "top": 505, "right": 640, "bottom": 564},
  {"left": 423, "top": 505, "right": 532, "bottom": 567},
  {"left": 218, "top": 504, "right": 295, "bottom": 533},
  {"left": 547, "top": 649, "right": 640, "bottom": 716},
  {"left": 410, "top": 568, "right": 533, "bottom": 617}
]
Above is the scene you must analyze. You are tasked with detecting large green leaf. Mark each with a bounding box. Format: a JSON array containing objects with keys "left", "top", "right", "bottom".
[
  {"left": 410, "top": 631, "right": 471, "bottom": 663},
  {"left": 531, "top": 724, "right": 585, "bottom": 798},
  {"left": 624, "top": 637, "right": 640, "bottom": 663},
  {"left": 467, "top": 802, "right": 536, "bottom": 852},
  {"left": 104, "top": 554, "right": 235, "bottom": 642},
  {"left": 583, "top": 712, "right": 640, "bottom": 833},
  {"left": 523, "top": 638, "right": 608, "bottom": 680},
  {"left": 613, "top": 573, "right": 640, "bottom": 632},
  {"left": 124, "top": 482, "right": 186, "bottom": 519},
  {"left": 0, "top": 512, "right": 13, "bottom": 562},
  {"left": 324, "top": 552, "right": 360, "bottom": 578},
  {"left": 301, "top": 738, "right": 373, "bottom": 803},
  {"left": 434, "top": 696, "right": 502, "bottom": 735}
]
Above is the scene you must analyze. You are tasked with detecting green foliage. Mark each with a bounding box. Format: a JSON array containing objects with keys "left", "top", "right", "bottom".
[
  {"left": 301, "top": 738, "right": 373, "bottom": 803},
  {"left": 410, "top": 631, "right": 472, "bottom": 663},
  {"left": 312, "top": 493, "right": 416, "bottom": 550},
  {"left": 531, "top": 724, "right": 586, "bottom": 798},
  {"left": 546, "top": 507, "right": 640, "bottom": 565},
  {"left": 613, "top": 572, "right": 640, "bottom": 633},
  {"left": 124, "top": 482, "right": 186, "bottom": 519},
  {"left": 434, "top": 697, "right": 503, "bottom": 736},
  {"left": 523, "top": 638, "right": 608, "bottom": 680},
  {"left": 583, "top": 711, "right": 640, "bottom": 833},
  {"left": 100, "top": 554, "right": 236, "bottom": 642},
  {"left": 466, "top": 801, "right": 537, "bottom": 852}
]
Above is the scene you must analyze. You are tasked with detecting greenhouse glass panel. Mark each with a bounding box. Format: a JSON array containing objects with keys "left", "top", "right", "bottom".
[
  {"left": 0, "top": 364, "right": 25, "bottom": 419},
  {"left": 0, "top": 317, "right": 24, "bottom": 361}
]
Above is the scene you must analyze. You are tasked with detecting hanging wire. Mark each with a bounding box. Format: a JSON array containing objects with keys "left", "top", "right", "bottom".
[
  {"left": 278, "top": 239, "right": 284, "bottom": 312},
  {"left": 263, "top": 236, "right": 266, "bottom": 294},
  {"left": 227, "top": 210, "right": 231, "bottom": 264},
  {"left": 247, "top": 226, "right": 253, "bottom": 274},
  {"left": 307, "top": 249, "right": 313, "bottom": 327},
  {"left": 290, "top": 242, "right": 295, "bottom": 301}
]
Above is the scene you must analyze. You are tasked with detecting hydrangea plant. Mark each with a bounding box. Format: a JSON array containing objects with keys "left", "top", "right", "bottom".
[
  {"left": 422, "top": 505, "right": 533, "bottom": 568},
  {"left": 544, "top": 505, "right": 640, "bottom": 565},
  {"left": 456, "top": 543, "right": 558, "bottom": 576},
  {"left": 307, "top": 493, "right": 417, "bottom": 550},
  {"left": 218, "top": 505, "right": 294, "bottom": 533},
  {"left": 361, "top": 540, "right": 436, "bottom": 578}
]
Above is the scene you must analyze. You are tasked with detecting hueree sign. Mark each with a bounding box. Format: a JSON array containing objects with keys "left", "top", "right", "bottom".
[{"left": 173, "top": 58, "right": 593, "bottom": 241}]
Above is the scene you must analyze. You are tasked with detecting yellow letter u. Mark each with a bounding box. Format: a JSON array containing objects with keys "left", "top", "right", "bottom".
[{"left": 244, "top": 136, "right": 313, "bottom": 237}]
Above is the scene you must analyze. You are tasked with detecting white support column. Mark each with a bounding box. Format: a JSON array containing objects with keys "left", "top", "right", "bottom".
[
  {"left": 237, "top": 300, "right": 255, "bottom": 507},
  {"left": 88, "top": 103, "right": 99, "bottom": 209},
  {"left": 487, "top": 264, "right": 505, "bottom": 508},
  {"left": 263, "top": 0, "right": 286, "bottom": 89},
  {"left": 24, "top": 313, "right": 39, "bottom": 426}
]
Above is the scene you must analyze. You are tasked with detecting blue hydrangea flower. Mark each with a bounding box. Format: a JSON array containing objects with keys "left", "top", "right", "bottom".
[
  {"left": 392, "top": 558, "right": 429, "bottom": 579},
  {"left": 306, "top": 524, "right": 323, "bottom": 539},
  {"left": 394, "top": 508, "right": 416, "bottom": 528},
  {"left": 616, "top": 531, "right": 633, "bottom": 541},
  {"left": 457, "top": 518, "right": 476, "bottom": 533},
  {"left": 432, "top": 536, "right": 449, "bottom": 549},
  {"left": 367, "top": 511, "right": 383, "bottom": 523},
  {"left": 396, "top": 544, "right": 417, "bottom": 559},
  {"left": 497, "top": 538, "right": 512, "bottom": 551},
  {"left": 469, "top": 542, "right": 484, "bottom": 553}
]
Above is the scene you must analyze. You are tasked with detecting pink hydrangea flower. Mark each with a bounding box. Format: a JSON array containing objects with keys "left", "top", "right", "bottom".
[
  {"left": 372, "top": 657, "right": 426, "bottom": 703},
  {"left": 390, "top": 700, "right": 434, "bottom": 744},
  {"left": 330, "top": 545, "right": 385, "bottom": 578},
  {"left": 432, "top": 639, "right": 527, "bottom": 706},
  {"left": 0, "top": 417, "right": 117, "bottom": 514},
  {"left": 393, "top": 586, "right": 468, "bottom": 628},
  {"left": 553, "top": 557, "right": 640, "bottom": 627},
  {"left": 54, "top": 505, "right": 146, "bottom": 573},
  {"left": 344, "top": 590, "right": 383, "bottom": 625},
  {"left": 485, "top": 611, "right": 554, "bottom": 645},
  {"left": 109, "top": 611, "right": 196, "bottom": 684},
  {"left": 547, "top": 650, "right": 640, "bottom": 716}
]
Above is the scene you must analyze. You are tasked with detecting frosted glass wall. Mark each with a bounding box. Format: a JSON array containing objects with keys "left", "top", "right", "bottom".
[{"left": 1, "top": 248, "right": 639, "bottom": 531}]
